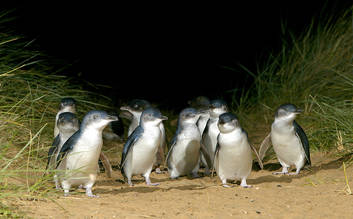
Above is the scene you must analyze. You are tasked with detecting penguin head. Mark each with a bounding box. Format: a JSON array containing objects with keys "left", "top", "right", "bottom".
[
  {"left": 188, "top": 96, "right": 210, "bottom": 110},
  {"left": 120, "top": 99, "right": 151, "bottom": 119},
  {"left": 218, "top": 112, "right": 240, "bottom": 133},
  {"left": 140, "top": 107, "right": 168, "bottom": 127},
  {"left": 209, "top": 99, "right": 228, "bottom": 118},
  {"left": 178, "top": 108, "right": 201, "bottom": 125},
  {"left": 81, "top": 110, "right": 119, "bottom": 131},
  {"left": 275, "top": 103, "right": 303, "bottom": 121},
  {"left": 57, "top": 112, "right": 79, "bottom": 133},
  {"left": 59, "top": 97, "right": 77, "bottom": 112}
]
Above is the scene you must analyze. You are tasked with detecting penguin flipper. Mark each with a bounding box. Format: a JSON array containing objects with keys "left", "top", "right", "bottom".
[
  {"left": 200, "top": 118, "right": 213, "bottom": 169},
  {"left": 200, "top": 142, "right": 213, "bottom": 170},
  {"left": 165, "top": 135, "right": 177, "bottom": 169},
  {"left": 201, "top": 118, "right": 211, "bottom": 141},
  {"left": 46, "top": 135, "right": 60, "bottom": 170},
  {"left": 250, "top": 144, "right": 264, "bottom": 170},
  {"left": 259, "top": 133, "right": 272, "bottom": 161},
  {"left": 293, "top": 120, "right": 311, "bottom": 166},
  {"left": 56, "top": 130, "right": 80, "bottom": 168},
  {"left": 211, "top": 136, "right": 220, "bottom": 177},
  {"left": 120, "top": 126, "right": 143, "bottom": 173},
  {"left": 157, "top": 124, "right": 166, "bottom": 165},
  {"left": 99, "top": 151, "right": 113, "bottom": 178}
]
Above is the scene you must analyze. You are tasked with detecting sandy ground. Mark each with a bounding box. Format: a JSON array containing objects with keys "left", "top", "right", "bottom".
[{"left": 20, "top": 149, "right": 353, "bottom": 219}]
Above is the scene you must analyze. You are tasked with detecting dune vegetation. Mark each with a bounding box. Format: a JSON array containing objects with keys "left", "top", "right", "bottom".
[
  {"left": 0, "top": 7, "right": 352, "bottom": 217},
  {"left": 234, "top": 7, "right": 353, "bottom": 155},
  {"left": 0, "top": 11, "right": 115, "bottom": 216}
]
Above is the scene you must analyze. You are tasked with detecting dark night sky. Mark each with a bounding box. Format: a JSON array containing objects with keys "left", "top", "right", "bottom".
[{"left": 5, "top": 1, "right": 351, "bottom": 108}]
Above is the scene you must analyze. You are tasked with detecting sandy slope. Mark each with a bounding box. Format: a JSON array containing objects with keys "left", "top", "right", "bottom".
[{"left": 21, "top": 150, "right": 353, "bottom": 219}]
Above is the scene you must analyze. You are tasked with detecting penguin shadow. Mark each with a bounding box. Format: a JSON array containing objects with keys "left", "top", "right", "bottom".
[
  {"left": 249, "top": 161, "right": 304, "bottom": 185},
  {"left": 305, "top": 152, "right": 353, "bottom": 175},
  {"left": 163, "top": 184, "right": 207, "bottom": 191},
  {"left": 95, "top": 184, "right": 161, "bottom": 195},
  {"left": 95, "top": 182, "right": 206, "bottom": 195},
  {"left": 262, "top": 162, "right": 283, "bottom": 171},
  {"left": 247, "top": 174, "right": 294, "bottom": 185},
  {"left": 250, "top": 153, "right": 353, "bottom": 185}
]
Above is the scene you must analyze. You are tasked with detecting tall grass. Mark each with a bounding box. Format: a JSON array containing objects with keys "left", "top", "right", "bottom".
[
  {"left": 0, "top": 11, "right": 114, "bottom": 216},
  {"left": 234, "top": 7, "right": 353, "bottom": 153}
]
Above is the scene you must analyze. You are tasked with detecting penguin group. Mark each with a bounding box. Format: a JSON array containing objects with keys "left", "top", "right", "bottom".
[{"left": 46, "top": 96, "right": 311, "bottom": 197}]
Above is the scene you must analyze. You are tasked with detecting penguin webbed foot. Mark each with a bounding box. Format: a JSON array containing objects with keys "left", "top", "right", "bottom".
[
  {"left": 146, "top": 182, "right": 160, "bottom": 186},
  {"left": 222, "top": 184, "right": 233, "bottom": 188},
  {"left": 273, "top": 168, "right": 289, "bottom": 175},
  {"left": 192, "top": 173, "right": 200, "bottom": 178},
  {"left": 63, "top": 190, "right": 70, "bottom": 197},
  {"left": 272, "top": 171, "right": 288, "bottom": 175},
  {"left": 204, "top": 167, "right": 211, "bottom": 176},
  {"left": 240, "top": 179, "right": 252, "bottom": 188},
  {"left": 86, "top": 194, "right": 99, "bottom": 198},
  {"left": 128, "top": 179, "right": 134, "bottom": 187},
  {"left": 86, "top": 188, "right": 99, "bottom": 198},
  {"left": 145, "top": 177, "right": 159, "bottom": 186},
  {"left": 288, "top": 169, "right": 301, "bottom": 175}
]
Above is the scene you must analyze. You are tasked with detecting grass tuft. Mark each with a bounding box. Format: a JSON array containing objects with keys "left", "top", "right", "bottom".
[
  {"left": 0, "top": 11, "right": 116, "bottom": 215},
  {"left": 233, "top": 6, "right": 353, "bottom": 155}
]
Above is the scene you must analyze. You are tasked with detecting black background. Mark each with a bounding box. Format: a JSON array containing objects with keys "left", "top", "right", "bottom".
[{"left": 5, "top": 1, "right": 351, "bottom": 109}]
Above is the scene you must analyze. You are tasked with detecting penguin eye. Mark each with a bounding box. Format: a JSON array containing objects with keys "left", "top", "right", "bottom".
[{"left": 93, "top": 114, "right": 98, "bottom": 120}]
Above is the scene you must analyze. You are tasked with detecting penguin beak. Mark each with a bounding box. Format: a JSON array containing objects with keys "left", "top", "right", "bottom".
[
  {"left": 119, "top": 111, "right": 133, "bottom": 120},
  {"left": 295, "top": 108, "right": 303, "bottom": 114},
  {"left": 188, "top": 113, "right": 197, "bottom": 118},
  {"left": 198, "top": 109, "right": 209, "bottom": 114},
  {"left": 107, "top": 115, "right": 119, "bottom": 121},
  {"left": 120, "top": 106, "right": 130, "bottom": 111},
  {"left": 160, "top": 115, "right": 168, "bottom": 120}
]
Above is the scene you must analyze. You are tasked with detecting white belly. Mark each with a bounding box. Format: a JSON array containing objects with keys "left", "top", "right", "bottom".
[
  {"left": 271, "top": 128, "right": 305, "bottom": 167},
  {"left": 215, "top": 133, "right": 252, "bottom": 181},
  {"left": 129, "top": 129, "right": 161, "bottom": 176},
  {"left": 59, "top": 132, "right": 102, "bottom": 185},
  {"left": 169, "top": 139, "right": 201, "bottom": 175}
]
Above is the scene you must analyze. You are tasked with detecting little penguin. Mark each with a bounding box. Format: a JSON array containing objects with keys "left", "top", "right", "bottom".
[
  {"left": 120, "top": 99, "right": 166, "bottom": 173},
  {"left": 56, "top": 110, "right": 118, "bottom": 197},
  {"left": 120, "top": 107, "right": 168, "bottom": 186},
  {"left": 166, "top": 108, "right": 202, "bottom": 179},
  {"left": 47, "top": 112, "right": 79, "bottom": 189},
  {"left": 201, "top": 99, "right": 228, "bottom": 174},
  {"left": 259, "top": 103, "right": 311, "bottom": 175},
  {"left": 213, "top": 112, "right": 263, "bottom": 188},
  {"left": 54, "top": 97, "right": 76, "bottom": 137},
  {"left": 52, "top": 97, "right": 113, "bottom": 178},
  {"left": 120, "top": 99, "right": 152, "bottom": 136},
  {"left": 188, "top": 96, "right": 211, "bottom": 136}
]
